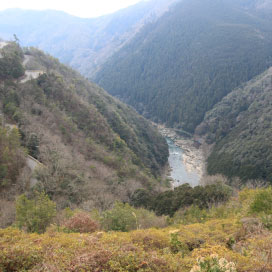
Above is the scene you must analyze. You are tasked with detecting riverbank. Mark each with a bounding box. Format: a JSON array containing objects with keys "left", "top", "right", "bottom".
[{"left": 157, "top": 125, "right": 205, "bottom": 183}]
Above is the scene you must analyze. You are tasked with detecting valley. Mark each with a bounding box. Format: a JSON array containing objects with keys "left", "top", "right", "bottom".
[
  {"left": 2, "top": 1, "right": 272, "bottom": 183},
  {"left": 1, "top": 1, "right": 272, "bottom": 271}
]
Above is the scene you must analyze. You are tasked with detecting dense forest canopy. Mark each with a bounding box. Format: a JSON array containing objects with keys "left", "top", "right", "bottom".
[
  {"left": 95, "top": 0, "right": 272, "bottom": 132},
  {"left": 197, "top": 68, "right": 272, "bottom": 183}
]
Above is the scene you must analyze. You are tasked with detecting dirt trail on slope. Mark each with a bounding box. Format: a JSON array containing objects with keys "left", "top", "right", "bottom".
[
  {"left": 0, "top": 41, "right": 8, "bottom": 49},
  {"left": 20, "top": 54, "right": 45, "bottom": 83},
  {"left": 20, "top": 70, "right": 44, "bottom": 83}
]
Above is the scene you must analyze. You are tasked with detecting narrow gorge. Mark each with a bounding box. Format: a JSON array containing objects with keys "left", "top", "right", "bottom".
[{"left": 159, "top": 126, "right": 205, "bottom": 187}]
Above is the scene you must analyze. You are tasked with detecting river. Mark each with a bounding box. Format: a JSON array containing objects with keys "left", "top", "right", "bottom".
[{"left": 166, "top": 137, "right": 200, "bottom": 187}]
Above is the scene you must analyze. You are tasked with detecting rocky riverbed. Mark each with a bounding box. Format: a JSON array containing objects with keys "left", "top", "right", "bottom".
[{"left": 157, "top": 125, "right": 205, "bottom": 186}]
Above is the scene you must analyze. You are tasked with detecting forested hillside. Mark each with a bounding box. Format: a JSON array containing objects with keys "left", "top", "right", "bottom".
[
  {"left": 95, "top": 0, "right": 272, "bottom": 132},
  {"left": 0, "top": 42, "right": 168, "bottom": 224},
  {"left": 196, "top": 67, "right": 272, "bottom": 183},
  {"left": 0, "top": 0, "right": 177, "bottom": 78}
]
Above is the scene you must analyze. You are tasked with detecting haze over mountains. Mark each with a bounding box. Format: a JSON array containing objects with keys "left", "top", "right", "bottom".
[{"left": 0, "top": 0, "right": 178, "bottom": 78}]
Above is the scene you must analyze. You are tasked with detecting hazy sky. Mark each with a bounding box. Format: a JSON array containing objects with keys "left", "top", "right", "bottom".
[{"left": 0, "top": 0, "right": 143, "bottom": 18}]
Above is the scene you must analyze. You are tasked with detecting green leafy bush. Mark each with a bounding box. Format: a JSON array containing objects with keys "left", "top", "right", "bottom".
[
  {"left": 170, "top": 232, "right": 189, "bottom": 255},
  {"left": 171, "top": 205, "right": 208, "bottom": 225},
  {"left": 250, "top": 187, "right": 272, "bottom": 215},
  {"left": 16, "top": 191, "right": 56, "bottom": 233},
  {"left": 101, "top": 202, "right": 137, "bottom": 232},
  {"left": 249, "top": 187, "right": 272, "bottom": 229},
  {"left": 101, "top": 202, "right": 168, "bottom": 232},
  {"left": 135, "top": 207, "right": 168, "bottom": 229}
]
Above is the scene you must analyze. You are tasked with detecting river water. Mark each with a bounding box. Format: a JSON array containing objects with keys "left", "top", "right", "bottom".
[{"left": 166, "top": 138, "right": 200, "bottom": 187}]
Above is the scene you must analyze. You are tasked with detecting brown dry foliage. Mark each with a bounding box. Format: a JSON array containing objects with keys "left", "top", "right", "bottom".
[
  {"left": 64, "top": 212, "right": 99, "bottom": 233},
  {"left": 68, "top": 249, "right": 112, "bottom": 272}
]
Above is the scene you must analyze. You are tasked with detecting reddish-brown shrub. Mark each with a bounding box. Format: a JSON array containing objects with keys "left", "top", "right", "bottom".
[
  {"left": 68, "top": 250, "right": 111, "bottom": 272},
  {"left": 64, "top": 212, "right": 99, "bottom": 233}
]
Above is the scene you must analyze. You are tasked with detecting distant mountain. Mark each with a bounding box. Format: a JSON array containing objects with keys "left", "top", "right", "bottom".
[
  {"left": 0, "top": 42, "right": 169, "bottom": 209},
  {"left": 196, "top": 67, "right": 272, "bottom": 183},
  {"left": 0, "top": 0, "right": 177, "bottom": 78},
  {"left": 95, "top": 0, "right": 272, "bottom": 132}
]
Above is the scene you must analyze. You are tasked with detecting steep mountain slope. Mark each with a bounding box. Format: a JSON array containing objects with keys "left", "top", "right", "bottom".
[
  {"left": 0, "top": 42, "right": 168, "bottom": 210},
  {"left": 0, "top": 0, "right": 177, "bottom": 78},
  {"left": 196, "top": 67, "right": 272, "bottom": 183},
  {"left": 95, "top": 0, "right": 272, "bottom": 132}
]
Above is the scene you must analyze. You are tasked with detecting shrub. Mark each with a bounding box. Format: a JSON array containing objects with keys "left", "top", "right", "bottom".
[
  {"left": 190, "top": 255, "right": 237, "bottom": 272},
  {"left": 131, "top": 229, "right": 170, "bottom": 251},
  {"left": 108, "top": 250, "right": 172, "bottom": 272},
  {"left": 15, "top": 191, "right": 56, "bottom": 233},
  {"left": 64, "top": 212, "right": 99, "bottom": 233},
  {"left": 68, "top": 249, "right": 111, "bottom": 272},
  {"left": 101, "top": 202, "right": 168, "bottom": 232},
  {"left": 250, "top": 187, "right": 272, "bottom": 215},
  {"left": 171, "top": 205, "right": 208, "bottom": 225},
  {"left": 101, "top": 202, "right": 137, "bottom": 232},
  {"left": 0, "top": 242, "right": 42, "bottom": 272},
  {"left": 170, "top": 232, "right": 189, "bottom": 255},
  {"left": 249, "top": 187, "right": 272, "bottom": 230},
  {"left": 260, "top": 214, "right": 272, "bottom": 230},
  {"left": 136, "top": 208, "right": 168, "bottom": 229}
]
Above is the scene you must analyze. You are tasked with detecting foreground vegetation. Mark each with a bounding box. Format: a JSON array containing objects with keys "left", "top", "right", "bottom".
[
  {"left": 1, "top": 187, "right": 272, "bottom": 271},
  {"left": 131, "top": 183, "right": 232, "bottom": 216}
]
